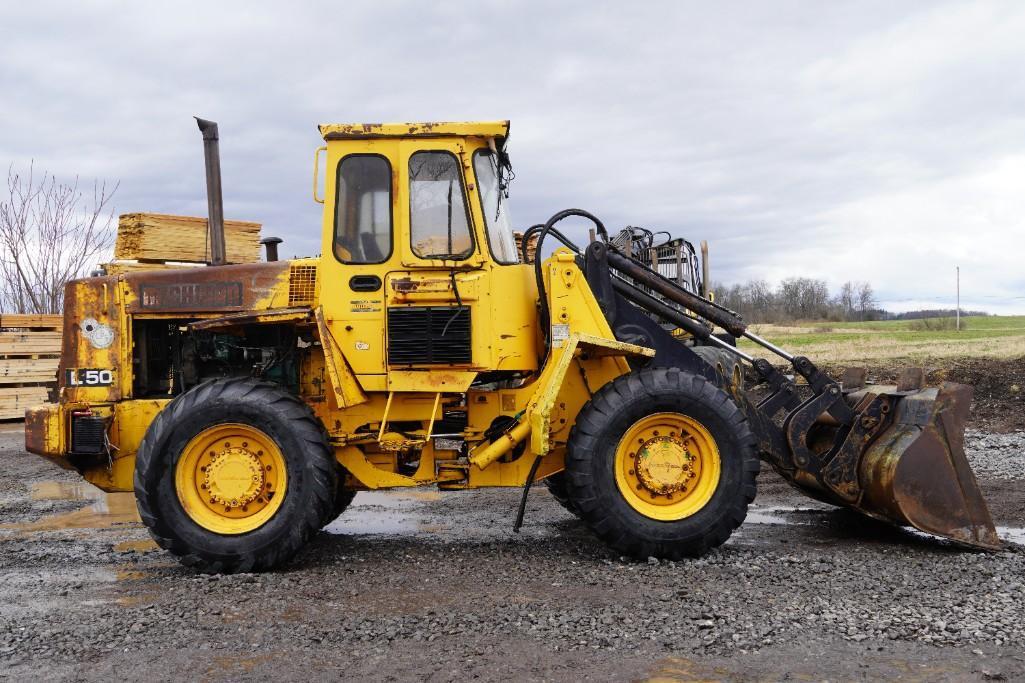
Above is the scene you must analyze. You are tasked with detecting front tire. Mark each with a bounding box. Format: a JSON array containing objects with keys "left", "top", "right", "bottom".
[
  {"left": 134, "top": 378, "right": 336, "bottom": 573},
  {"left": 565, "top": 367, "right": 759, "bottom": 559}
]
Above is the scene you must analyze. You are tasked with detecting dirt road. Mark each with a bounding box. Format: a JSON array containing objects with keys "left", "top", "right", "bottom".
[{"left": 2, "top": 423, "right": 1024, "bottom": 682}]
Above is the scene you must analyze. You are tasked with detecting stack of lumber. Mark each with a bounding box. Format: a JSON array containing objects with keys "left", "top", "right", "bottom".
[
  {"left": 513, "top": 230, "right": 539, "bottom": 263},
  {"left": 0, "top": 314, "right": 62, "bottom": 419},
  {"left": 114, "top": 213, "right": 261, "bottom": 264}
]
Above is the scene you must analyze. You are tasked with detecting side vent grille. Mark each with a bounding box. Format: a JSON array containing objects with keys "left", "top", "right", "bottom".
[
  {"left": 288, "top": 265, "right": 317, "bottom": 305},
  {"left": 388, "top": 306, "right": 471, "bottom": 365}
]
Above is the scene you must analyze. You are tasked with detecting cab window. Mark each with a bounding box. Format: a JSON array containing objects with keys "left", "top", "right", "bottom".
[
  {"left": 408, "top": 151, "right": 474, "bottom": 260},
  {"left": 473, "top": 149, "right": 518, "bottom": 264},
  {"left": 334, "top": 155, "right": 392, "bottom": 264}
]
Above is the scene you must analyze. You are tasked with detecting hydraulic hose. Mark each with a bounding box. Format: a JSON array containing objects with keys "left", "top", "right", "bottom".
[
  {"left": 533, "top": 209, "right": 608, "bottom": 349},
  {"left": 520, "top": 223, "right": 583, "bottom": 263}
]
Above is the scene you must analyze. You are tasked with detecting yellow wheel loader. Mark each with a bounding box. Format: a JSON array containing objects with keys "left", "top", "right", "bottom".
[{"left": 25, "top": 119, "right": 999, "bottom": 573}]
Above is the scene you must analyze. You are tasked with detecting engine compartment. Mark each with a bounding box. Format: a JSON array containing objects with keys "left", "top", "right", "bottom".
[{"left": 131, "top": 318, "right": 300, "bottom": 398}]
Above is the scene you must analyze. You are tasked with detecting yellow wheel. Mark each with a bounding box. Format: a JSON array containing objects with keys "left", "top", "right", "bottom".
[
  {"left": 613, "top": 413, "right": 721, "bottom": 521},
  {"left": 174, "top": 423, "right": 287, "bottom": 535},
  {"left": 565, "top": 368, "right": 759, "bottom": 560},
  {"left": 135, "top": 378, "right": 337, "bottom": 573}
]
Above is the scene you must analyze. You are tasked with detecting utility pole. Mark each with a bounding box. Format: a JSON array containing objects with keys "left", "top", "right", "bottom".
[{"left": 956, "top": 266, "right": 960, "bottom": 331}]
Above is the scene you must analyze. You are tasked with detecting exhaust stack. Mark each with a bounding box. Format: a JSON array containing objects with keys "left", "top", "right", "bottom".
[{"left": 195, "top": 117, "right": 226, "bottom": 266}]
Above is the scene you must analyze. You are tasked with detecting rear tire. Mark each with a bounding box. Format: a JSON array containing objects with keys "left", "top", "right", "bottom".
[
  {"left": 565, "top": 367, "right": 759, "bottom": 559},
  {"left": 544, "top": 472, "right": 580, "bottom": 517},
  {"left": 134, "top": 378, "right": 336, "bottom": 573}
]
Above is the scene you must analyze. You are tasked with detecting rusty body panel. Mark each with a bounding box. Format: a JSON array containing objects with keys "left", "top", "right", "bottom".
[
  {"left": 319, "top": 121, "right": 509, "bottom": 141},
  {"left": 188, "top": 306, "right": 312, "bottom": 331},
  {"left": 121, "top": 261, "right": 290, "bottom": 314}
]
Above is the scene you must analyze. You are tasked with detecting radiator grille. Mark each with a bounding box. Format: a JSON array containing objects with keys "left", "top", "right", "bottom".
[
  {"left": 71, "top": 415, "right": 107, "bottom": 456},
  {"left": 288, "top": 265, "right": 318, "bottom": 305},
  {"left": 388, "top": 306, "right": 471, "bottom": 365}
]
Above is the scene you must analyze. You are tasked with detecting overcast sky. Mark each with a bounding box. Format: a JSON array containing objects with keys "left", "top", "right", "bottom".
[{"left": 2, "top": 1, "right": 1023, "bottom": 313}]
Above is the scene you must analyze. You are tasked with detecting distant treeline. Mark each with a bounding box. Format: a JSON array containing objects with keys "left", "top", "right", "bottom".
[
  {"left": 885, "top": 308, "right": 990, "bottom": 320},
  {"left": 711, "top": 278, "right": 988, "bottom": 324}
]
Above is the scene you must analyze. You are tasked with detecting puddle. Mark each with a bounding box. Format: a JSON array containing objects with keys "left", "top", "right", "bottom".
[
  {"left": 742, "top": 505, "right": 824, "bottom": 526},
  {"left": 743, "top": 503, "right": 1025, "bottom": 549},
  {"left": 117, "top": 593, "right": 161, "bottom": 607},
  {"left": 325, "top": 490, "right": 451, "bottom": 537},
  {"left": 0, "top": 480, "right": 140, "bottom": 532},
  {"left": 30, "top": 481, "right": 97, "bottom": 501},
  {"left": 116, "top": 568, "right": 150, "bottom": 581},
  {"left": 114, "top": 539, "right": 159, "bottom": 553},
  {"left": 644, "top": 656, "right": 725, "bottom": 682},
  {"left": 997, "top": 526, "right": 1025, "bottom": 545}
]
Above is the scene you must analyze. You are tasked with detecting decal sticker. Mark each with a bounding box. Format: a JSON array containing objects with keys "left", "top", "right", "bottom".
[
  {"left": 354, "top": 341, "right": 370, "bottom": 351},
  {"left": 349, "top": 300, "right": 381, "bottom": 313},
  {"left": 551, "top": 324, "right": 570, "bottom": 348},
  {"left": 66, "top": 368, "right": 115, "bottom": 387},
  {"left": 80, "top": 318, "right": 115, "bottom": 349}
]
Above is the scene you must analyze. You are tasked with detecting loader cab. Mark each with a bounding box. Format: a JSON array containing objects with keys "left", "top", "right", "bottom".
[{"left": 316, "top": 122, "right": 539, "bottom": 391}]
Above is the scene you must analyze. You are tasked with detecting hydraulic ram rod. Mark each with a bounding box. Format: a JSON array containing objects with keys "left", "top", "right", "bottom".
[
  {"left": 606, "top": 248, "right": 793, "bottom": 364},
  {"left": 607, "top": 250, "right": 746, "bottom": 337},
  {"left": 611, "top": 277, "right": 755, "bottom": 363}
]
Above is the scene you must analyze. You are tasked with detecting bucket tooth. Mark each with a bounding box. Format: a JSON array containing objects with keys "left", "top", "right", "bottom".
[
  {"left": 896, "top": 367, "right": 925, "bottom": 392},
  {"left": 841, "top": 366, "right": 867, "bottom": 391},
  {"left": 858, "top": 382, "right": 1000, "bottom": 550}
]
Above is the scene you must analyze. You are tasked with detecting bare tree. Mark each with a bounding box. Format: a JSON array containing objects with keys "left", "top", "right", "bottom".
[
  {"left": 837, "top": 281, "right": 856, "bottom": 319},
  {"left": 779, "top": 277, "right": 830, "bottom": 320},
  {"left": 856, "top": 281, "right": 876, "bottom": 321},
  {"left": 0, "top": 163, "right": 117, "bottom": 314}
]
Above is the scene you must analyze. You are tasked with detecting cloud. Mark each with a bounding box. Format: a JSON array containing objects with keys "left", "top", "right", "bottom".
[{"left": 1, "top": 1, "right": 1023, "bottom": 312}]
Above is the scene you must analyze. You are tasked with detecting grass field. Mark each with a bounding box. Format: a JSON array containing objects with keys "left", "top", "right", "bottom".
[{"left": 738, "top": 315, "right": 1025, "bottom": 363}]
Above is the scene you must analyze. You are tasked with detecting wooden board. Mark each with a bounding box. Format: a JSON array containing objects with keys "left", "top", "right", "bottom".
[
  {"left": 101, "top": 261, "right": 207, "bottom": 276},
  {"left": 0, "top": 332, "right": 62, "bottom": 355},
  {"left": 114, "top": 213, "right": 262, "bottom": 264},
  {"left": 0, "top": 314, "right": 62, "bottom": 330},
  {"left": 0, "top": 358, "right": 59, "bottom": 384},
  {"left": 0, "top": 385, "right": 49, "bottom": 419}
]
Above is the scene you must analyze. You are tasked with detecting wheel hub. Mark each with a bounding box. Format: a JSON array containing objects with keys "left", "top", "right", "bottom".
[
  {"left": 175, "top": 423, "right": 287, "bottom": 535},
  {"left": 614, "top": 412, "right": 720, "bottom": 521},
  {"left": 635, "top": 436, "right": 695, "bottom": 496},
  {"left": 204, "top": 447, "right": 264, "bottom": 508}
]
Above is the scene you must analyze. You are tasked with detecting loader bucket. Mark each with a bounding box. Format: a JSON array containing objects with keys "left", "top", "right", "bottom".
[{"left": 856, "top": 382, "right": 1000, "bottom": 549}]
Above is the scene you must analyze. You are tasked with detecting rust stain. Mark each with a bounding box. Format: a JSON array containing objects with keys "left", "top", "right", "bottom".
[{"left": 122, "top": 261, "right": 289, "bottom": 314}]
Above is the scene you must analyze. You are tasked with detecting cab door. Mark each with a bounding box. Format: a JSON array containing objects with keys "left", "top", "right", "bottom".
[{"left": 320, "top": 141, "right": 399, "bottom": 383}]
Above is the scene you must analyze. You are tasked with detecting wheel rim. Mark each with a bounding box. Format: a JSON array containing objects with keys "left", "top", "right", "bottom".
[
  {"left": 614, "top": 412, "right": 721, "bottom": 521},
  {"left": 174, "top": 423, "right": 287, "bottom": 534}
]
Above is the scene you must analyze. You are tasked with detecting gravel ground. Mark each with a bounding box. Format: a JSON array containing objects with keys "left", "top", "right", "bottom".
[
  {"left": 966, "top": 429, "right": 1025, "bottom": 481},
  {"left": 2, "top": 423, "right": 1025, "bottom": 682}
]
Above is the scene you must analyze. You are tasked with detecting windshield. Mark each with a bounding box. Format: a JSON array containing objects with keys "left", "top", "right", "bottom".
[{"left": 473, "top": 149, "right": 518, "bottom": 264}]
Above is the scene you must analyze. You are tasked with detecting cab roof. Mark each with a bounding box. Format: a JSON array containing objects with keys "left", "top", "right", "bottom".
[{"left": 319, "top": 120, "right": 509, "bottom": 141}]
